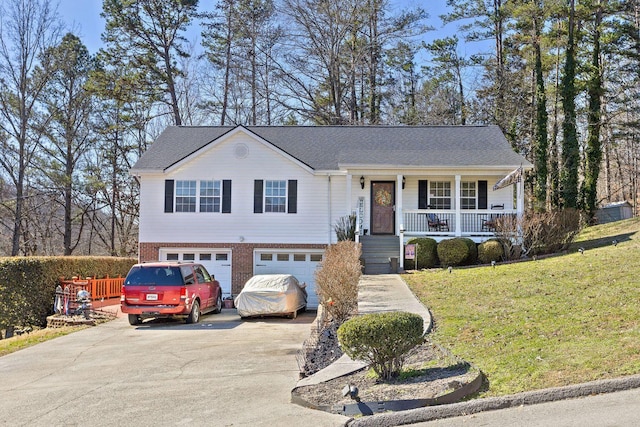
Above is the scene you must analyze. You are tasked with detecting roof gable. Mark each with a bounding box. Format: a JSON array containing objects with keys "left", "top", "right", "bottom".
[{"left": 162, "top": 126, "right": 314, "bottom": 174}]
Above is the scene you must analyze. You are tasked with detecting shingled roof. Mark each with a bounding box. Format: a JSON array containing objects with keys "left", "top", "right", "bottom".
[{"left": 131, "top": 125, "right": 532, "bottom": 173}]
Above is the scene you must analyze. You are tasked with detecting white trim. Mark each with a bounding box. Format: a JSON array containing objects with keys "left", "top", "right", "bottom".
[{"left": 339, "top": 164, "right": 532, "bottom": 172}]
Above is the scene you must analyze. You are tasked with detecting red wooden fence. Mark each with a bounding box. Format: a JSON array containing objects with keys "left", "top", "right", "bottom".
[{"left": 59, "top": 276, "right": 124, "bottom": 300}]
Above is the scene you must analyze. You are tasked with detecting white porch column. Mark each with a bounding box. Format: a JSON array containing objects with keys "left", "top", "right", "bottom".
[
  {"left": 455, "top": 175, "right": 462, "bottom": 236},
  {"left": 397, "top": 174, "right": 404, "bottom": 269},
  {"left": 396, "top": 174, "right": 403, "bottom": 235},
  {"left": 346, "top": 174, "right": 358, "bottom": 243},
  {"left": 346, "top": 174, "right": 352, "bottom": 214},
  {"left": 516, "top": 175, "right": 524, "bottom": 217}
]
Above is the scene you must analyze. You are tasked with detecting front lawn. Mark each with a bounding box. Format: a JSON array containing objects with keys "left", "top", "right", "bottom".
[{"left": 404, "top": 217, "right": 640, "bottom": 397}]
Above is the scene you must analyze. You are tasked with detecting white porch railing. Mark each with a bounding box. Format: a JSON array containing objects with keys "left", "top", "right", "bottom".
[{"left": 402, "top": 209, "right": 517, "bottom": 236}]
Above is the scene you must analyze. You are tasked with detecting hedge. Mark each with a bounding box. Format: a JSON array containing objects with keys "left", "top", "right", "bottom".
[
  {"left": 456, "top": 237, "right": 478, "bottom": 265},
  {"left": 478, "top": 240, "right": 504, "bottom": 264},
  {"left": 0, "top": 256, "right": 136, "bottom": 330},
  {"left": 404, "top": 237, "right": 438, "bottom": 269},
  {"left": 337, "top": 311, "right": 424, "bottom": 380},
  {"left": 436, "top": 238, "right": 470, "bottom": 267}
]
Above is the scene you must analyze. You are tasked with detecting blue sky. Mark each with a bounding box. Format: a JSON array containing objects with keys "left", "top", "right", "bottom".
[{"left": 57, "top": 0, "right": 465, "bottom": 55}]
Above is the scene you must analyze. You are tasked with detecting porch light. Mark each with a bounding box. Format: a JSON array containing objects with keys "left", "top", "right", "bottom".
[
  {"left": 402, "top": 176, "right": 406, "bottom": 189},
  {"left": 360, "top": 176, "right": 365, "bottom": 189}
]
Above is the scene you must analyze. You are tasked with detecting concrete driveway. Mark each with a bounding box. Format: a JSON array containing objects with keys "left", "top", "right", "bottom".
[{"left": 0, "top": 309, "right": 349, "bottom": 426}]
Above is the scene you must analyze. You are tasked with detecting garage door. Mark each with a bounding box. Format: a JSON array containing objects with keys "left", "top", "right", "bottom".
[
  {"left": 159, "top": 249, "right": 232, "bottom": 298},
  {"left": 254, "top": 250, "right": 324, "bottom": 308}
]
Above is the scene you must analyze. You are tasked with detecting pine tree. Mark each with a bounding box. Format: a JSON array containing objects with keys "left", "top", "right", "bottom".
[{"left": 101, "top": 0, "right": 198, "bottom": 126}]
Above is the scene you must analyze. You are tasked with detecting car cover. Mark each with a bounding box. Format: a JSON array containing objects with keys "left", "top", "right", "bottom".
[{"left": 235, "top": 274, "right": 307, "bottom": 318}]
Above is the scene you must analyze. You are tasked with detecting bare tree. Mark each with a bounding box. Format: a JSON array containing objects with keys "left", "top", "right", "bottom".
[{"left": 0, "top": 0, "right": 63, "bottom": 255}]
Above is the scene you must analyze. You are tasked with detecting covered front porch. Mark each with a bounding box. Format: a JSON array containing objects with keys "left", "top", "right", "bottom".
[{"left": 347, "top": 169, "right": 525, "bottom": 270}]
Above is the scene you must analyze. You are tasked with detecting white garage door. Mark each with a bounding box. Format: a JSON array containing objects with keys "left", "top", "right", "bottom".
[
  {"left": 254, "top": 250, "right": 324, "bottom": 308},
  {"left": 159, "top": 249, "right": 233, "bottom": 298}
]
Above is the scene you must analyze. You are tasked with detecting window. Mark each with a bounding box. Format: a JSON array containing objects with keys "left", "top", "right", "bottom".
[
  {"left": 310, "top": 254, "right": 323, "bottom": 262},
  {"left": 461, "top": 182, "right": 477, "bottom": 209},
  {"left": 182, "top": 253, "right": 195, "bottom": 261},
  {"left": 171, "top": 179, "right": 227, "bottom": 213},
  {"left": 277, "top": 253, "right": 289, "bottom": 261},
  {"left": 195, "top": 266, "right": 211, "bottom": 283},
  {"left": 429, "top": 181, "right": 451, "bottom": 209},
  {"left": 260, "top": 253, "right": 273, "bottom": 261},
  {"left": 199, "top": 253, "right": 212, "bottom": 261},
  {"left": 293, "top": 254, "right": 306, "bottom": 262},
  {"left": 166, "top": 253, "right": 179, "bottom": 261},
  {"left": 181, "top": 266, "right": 195, "bottom": 285},
  {"left": 175, "top": 181, "right": 196, "bottom": 212},
  {"left": 215, "top": 253, "right": 228, "bottom": 261},
  {"left": 200, "top": 180, "right": 221, "bottom": 212},
  {"left": 254, "top": 179, "right": 296, "bottom": 214},
  {"left": 265, "top": 180, "right": 287, "bottom": 213}
]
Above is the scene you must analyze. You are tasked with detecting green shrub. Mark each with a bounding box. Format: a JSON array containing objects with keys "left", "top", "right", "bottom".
[
  {"left": 337, "top": 311, "right": 424, "bottom": 380},
  {"left": 0, "top": 256, "right": 136, "bottom": 335},
  {"left": 478, "top": 240, "right": 504, "bottom": 264},
  {"left": 456, "top": 237, "right": 478, "bottom": 265},
  {"left": 403, "top": 237, "right": 438, "bottom": 269},
  {"left": 315, "top": 241, "right": 361, "bottom": 323},
  {"left": 437, "top": 238, "right": 469, "bottom": 267}
]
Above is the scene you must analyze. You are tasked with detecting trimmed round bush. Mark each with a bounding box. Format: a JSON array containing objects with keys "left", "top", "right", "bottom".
[
  {"left": 337, "top": 311, "right": 424, "bottom": 380},
  {"left": 456, "top": 237, "right": 478, "bottom": 265},
  {"left": 437, "top": 238, "right": 469, "bottom": 267},
  {"left": 478, "top": 239, "right": 504, "bottom": 264},
  {"left": 404, "top": 237, "right": 438, "bottom": 269}
]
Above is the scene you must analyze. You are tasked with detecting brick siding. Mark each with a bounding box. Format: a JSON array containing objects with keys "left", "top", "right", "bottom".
[{"left": 139, "top": 242, "right": 327, "bottom": 295}]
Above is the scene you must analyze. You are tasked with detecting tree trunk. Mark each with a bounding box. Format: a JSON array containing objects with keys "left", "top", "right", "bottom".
[{"left": 581, "top": 0, "right": 604, "bottom": 219}]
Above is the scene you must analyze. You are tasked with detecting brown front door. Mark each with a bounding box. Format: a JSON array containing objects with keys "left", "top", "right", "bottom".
[{"left": 371, "top": 181, "right": 395, "bottom": 234}]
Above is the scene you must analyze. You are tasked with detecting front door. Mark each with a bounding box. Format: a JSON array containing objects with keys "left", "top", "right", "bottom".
[{"left": 371, "top": 181, "right": 395, "bottom": 234}]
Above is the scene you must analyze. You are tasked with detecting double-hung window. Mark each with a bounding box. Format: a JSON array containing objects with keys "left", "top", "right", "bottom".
[
  {"left": 199, "top": 180, "right": 221, "bottom": 212},
  {"left": 461, "top": 182, "right": 476, "bottom": 209},
  {"left": 429, "top": 181, "right": 451, "bottom": 209},
  {"left": 264, "top": 180, "right": 287, "bottom": 213},
  {"left": 165, "top": 179, "right": 230, "bottom": 213},
  {"left": 254, "top": 179, "right": 297, "bottom": 214},
  {"left": 175, "top": 181, "right": 197, "bottom": 212}
]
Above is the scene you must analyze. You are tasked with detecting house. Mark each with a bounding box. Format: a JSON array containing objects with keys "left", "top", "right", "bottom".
[{"left": 130, "top": 125, "right": 532, "bottom": 307}]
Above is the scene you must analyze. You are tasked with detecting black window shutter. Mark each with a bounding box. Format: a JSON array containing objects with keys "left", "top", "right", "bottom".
[
  {"left": 288, "top": 180, "right": 297, "bottom": 214},
  {"left": 418, "top": 180, "right": 428, "bottom": 209},
  {"left": 254, "top": 180, "right": 263, "bottom": 213},
  {"left": 478, "top": 180, "right": 488, "bottom": 209},
  {"left": 164, "top": 180, "right": 174, "bottom": 213},
  {"left": 222, "top": 180, "right": 231, "bottom": 213}
]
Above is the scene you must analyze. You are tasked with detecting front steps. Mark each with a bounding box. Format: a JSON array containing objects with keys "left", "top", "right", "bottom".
[{"left": 360, "top": 235, "right": 401, "bottom": 275}]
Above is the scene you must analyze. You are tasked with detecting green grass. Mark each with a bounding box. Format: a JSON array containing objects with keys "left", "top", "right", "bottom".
[
  {"left": 404, "top": 217, "right": 640, "bottom": 397},
  {"left": 0, "top": 326, "right": 89, "bottom": 357}
]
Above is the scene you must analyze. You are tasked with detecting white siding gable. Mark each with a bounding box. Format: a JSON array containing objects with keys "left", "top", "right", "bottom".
[{"left": 139, "top": 131, "right": 338, "bottom": 245}]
